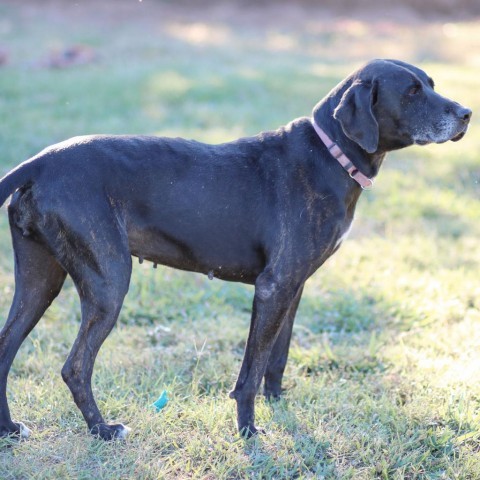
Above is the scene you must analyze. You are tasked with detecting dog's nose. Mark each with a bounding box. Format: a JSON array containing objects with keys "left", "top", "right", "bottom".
[{"left": 457, "top": 106, "right": 472, "bottom": 123}]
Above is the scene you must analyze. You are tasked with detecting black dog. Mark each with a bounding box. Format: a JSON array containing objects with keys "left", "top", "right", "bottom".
[{"left": 0, "top": 59, "right": 471, "bottom": 440}]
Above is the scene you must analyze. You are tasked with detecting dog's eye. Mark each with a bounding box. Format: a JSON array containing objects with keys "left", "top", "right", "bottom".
[{"left": 407, "top": 84, "right": 421, "bottom": 96}]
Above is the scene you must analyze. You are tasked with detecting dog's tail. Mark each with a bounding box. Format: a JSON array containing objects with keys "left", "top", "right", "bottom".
[{"left": 0, "top": 158, "right": 43, "bottom": 208}]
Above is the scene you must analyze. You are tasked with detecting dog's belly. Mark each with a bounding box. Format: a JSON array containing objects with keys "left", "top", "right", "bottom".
[{"left": 127, "top": 225, "right": 265, "bottom": 284}]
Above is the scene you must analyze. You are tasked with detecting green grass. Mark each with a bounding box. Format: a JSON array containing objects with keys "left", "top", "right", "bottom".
[{"left": 1, "top": 1, "right": 480, "bottom": 478}]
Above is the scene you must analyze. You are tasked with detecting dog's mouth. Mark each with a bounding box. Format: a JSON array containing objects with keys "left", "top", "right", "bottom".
[
  {"left": 450, "top": 121, "right": 470, "bottom": 142},
  {"left": 415, "top": 127, "right": 467, "bottom": 145},
  {"left": 450, "top": 130, "right": 466, "bottom": 142}
]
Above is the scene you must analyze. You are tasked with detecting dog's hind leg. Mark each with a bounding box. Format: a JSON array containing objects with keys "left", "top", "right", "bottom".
[
  {"left": 0, "top": 223, "right": 66, "bottom": 438},
  {"left": 60, "top": 238, "right": 132, "bottom": 441},
  {"left": 263, "top": 285, "right": 303, "bottom": 400}
]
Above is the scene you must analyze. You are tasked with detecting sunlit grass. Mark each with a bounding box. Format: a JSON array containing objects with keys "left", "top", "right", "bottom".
[{"left": 1, "top": 1, "right": 480, "bottom": 479}]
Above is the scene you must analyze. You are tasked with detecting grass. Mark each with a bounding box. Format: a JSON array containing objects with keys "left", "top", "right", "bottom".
[{"left": 1, "top": 1, "right": 480, "bottom": 478}]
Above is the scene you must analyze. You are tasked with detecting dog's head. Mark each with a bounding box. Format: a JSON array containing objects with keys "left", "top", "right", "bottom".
[{"left": 332, "top": 59, "right": 472, "bottom": 153}]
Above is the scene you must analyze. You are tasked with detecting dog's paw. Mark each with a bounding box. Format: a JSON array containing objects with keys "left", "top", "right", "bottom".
[
  {"left": 239, "top": 424, "right": 266, "bottom": 439},
  {"left": 115, "top": 424, "right": 131, "bottom": 440},
  {"left": 90, "top": 423, "right": 130, "bottom": 441},
  {"left": 264, "top": 387, "right": 286, "bottom": 402},
  {"left": 17, "top": 422, "right": 31, "bottom": 439},
  {"left": 0, "top": 421, "right": 31, "bottom": 439}
]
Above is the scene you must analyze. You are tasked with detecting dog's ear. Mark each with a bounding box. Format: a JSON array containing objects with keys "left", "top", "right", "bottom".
[{"left": 333, "top": 80, "right": 379, "bottom": 154}]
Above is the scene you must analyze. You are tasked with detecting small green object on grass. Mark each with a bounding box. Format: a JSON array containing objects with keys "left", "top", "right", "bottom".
[{"left": 152, "top": 390, "right": 168, "bottom": 412}]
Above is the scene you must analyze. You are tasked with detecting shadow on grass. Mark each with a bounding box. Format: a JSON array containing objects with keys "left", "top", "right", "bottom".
[
  {"left": 241, "top": 412, "right": 338, "bottom": 478},
  {"left": 148, "top": 276, "right": 471, "bottom": 477}
]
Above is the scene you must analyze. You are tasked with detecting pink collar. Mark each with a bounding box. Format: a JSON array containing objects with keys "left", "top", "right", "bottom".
[{"left": 311, "top": 118, "right": 374, "bottom": 189}]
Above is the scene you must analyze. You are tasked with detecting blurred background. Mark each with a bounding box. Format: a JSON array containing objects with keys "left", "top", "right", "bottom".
[{"left": 0, "top": 1, "right": 480, "bottom": 479}]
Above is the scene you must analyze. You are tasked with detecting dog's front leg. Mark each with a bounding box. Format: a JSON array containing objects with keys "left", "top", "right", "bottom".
[{"left": 229, "top": 270, "right": 303, "bottom": 437}]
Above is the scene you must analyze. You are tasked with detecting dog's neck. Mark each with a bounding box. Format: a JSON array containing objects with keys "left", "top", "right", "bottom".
[
  {"left": 312, "top": 94, "right": 386, "bottom": 181},
  {"left": 310, "top": 119, "right": 374, "bottom": 189}
]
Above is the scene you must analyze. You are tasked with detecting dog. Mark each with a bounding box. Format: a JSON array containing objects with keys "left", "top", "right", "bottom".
[{"left": 0, "top": 59, "right": 471, "bottom": 440}]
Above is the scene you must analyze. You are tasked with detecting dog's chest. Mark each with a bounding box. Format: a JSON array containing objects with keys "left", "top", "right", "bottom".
[{"left": 334, "top": 221, "right": 353, "bottom": 249}]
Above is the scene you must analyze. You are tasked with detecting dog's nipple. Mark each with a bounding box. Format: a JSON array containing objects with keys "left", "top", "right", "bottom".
[{"left": 208, "top": 270, "right": 214, "bottom": 280}]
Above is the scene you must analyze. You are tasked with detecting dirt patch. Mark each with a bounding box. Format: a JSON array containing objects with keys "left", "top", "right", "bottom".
[
  {"left": 159, "top": 0, "right": 480, "bottom": 21},
  {"left": 241, "top": 0, "right": 480, "bottom": 18},
  {"left": 5, "top": 0, "right": 480, "bottom": 30}
]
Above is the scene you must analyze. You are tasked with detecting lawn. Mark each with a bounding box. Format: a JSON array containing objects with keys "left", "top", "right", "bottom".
[{"left": 1, "top": 1, "right": 480, "bottom": 478}]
